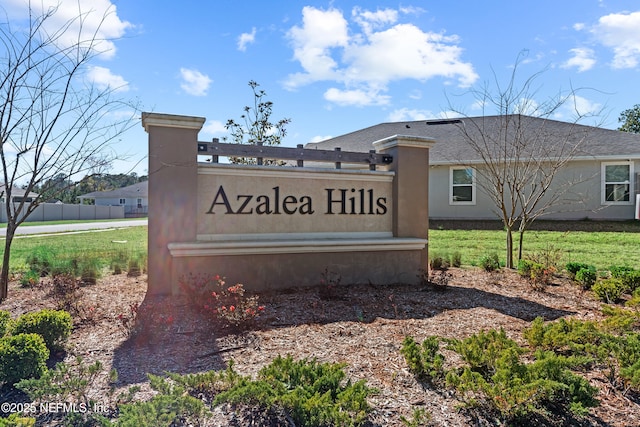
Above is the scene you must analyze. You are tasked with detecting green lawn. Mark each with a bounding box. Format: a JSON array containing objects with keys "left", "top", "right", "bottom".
[
  {"left": 429, "top": 227, "right": 640, "bottom": 270},
  {"left": 1, "top": 223, "right": 638, "bottom": 274},
  {"left": 0, "top": 226, "right": 147, "bottom": 271}
]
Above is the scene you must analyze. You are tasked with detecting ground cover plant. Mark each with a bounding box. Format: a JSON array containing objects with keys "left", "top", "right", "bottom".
[{"left": 1, "top": 221, "right": 640, "bottom": 425}]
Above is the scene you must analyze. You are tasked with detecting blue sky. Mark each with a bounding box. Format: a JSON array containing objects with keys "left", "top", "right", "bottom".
[{"left": 5, "top": 0, "right": 640, "bottom": 176}]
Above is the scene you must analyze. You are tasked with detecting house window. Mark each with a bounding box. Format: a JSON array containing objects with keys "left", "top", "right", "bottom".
[
  {"left": 137, "top": 198, "right": 142, "bottom": 208},
  {"left": 602, "top": 162, "right": 634, "bottom": 204},
  {"left": 450, "top": 167, "right": 475, "bottom": 205},
  {"left": 119, "top": 198, "right": 126, "bottom": 205}
]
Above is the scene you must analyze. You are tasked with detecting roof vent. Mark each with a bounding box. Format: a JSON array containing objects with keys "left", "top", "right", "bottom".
[{"left": 426, "top": 119, "right": 462, "bottom": 125}]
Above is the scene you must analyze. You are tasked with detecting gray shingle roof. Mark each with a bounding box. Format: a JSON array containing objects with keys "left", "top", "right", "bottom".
[
  {"left": 306, "top": 115, "right": 640, "bottom": 164},
  {"left": 79, "top": 181, "right": 148, "bottom": 199}
]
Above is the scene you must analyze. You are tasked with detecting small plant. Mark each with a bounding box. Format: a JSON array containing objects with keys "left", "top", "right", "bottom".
[
  {"left": 429, "top": 254, "right": 449, "bottom": 271},
  {"left": 19, "top": 270, "right": 40, "bottom": 287},
  {"left": 16, "top": 356, "right": 106, "bottom": 411},
  {"left": 566, "top": 262, "right": 595, "bottom": 278},
  {"left": 48, "top": 274, "right": 82, "bottom": 314},
  {"left": 0, "top": 413, "right": 36, "bottom": 426},
  {"left": 619, "top": 270, "right": 640, "bottom": 293},
  {"left": 126, "top": 258, "right": 142, "bottom": 277},
  {"left": 0, "top": 333, "right": 49, "bottom": 385},
  {"left": 451, "top": 251, "right": 462, "bottom": 268},
  {"left": 530, "top": 263, "right": 555, "bottom": 289},
  {"left": 10, "top": 309, "right": 72, "bottom": 353},
  {"left": 116, "top": 374, "right": 206, "bottom": 427},
  {"left": 401, "top": 336, "right": 445, "bottom": 384},
  {"left": 212, "top": 355, "right": 373, "bottom": 426},
  {"left": 0, "top": 310, "right": 11, "bottom": 337},
  {"left": 479, "top": 253, "right": 500, "bottom": 272},
  {"left": 25, "top": 247, "right": 55, "bottom": 277},
  {"left": 400, "top": 407, "right": 431, "bottom": 427},
  {"left": 575, "top": 267, "right": 597, "bottom": 290},
  {"left": 592, "top": 278, "right": 625, "bottom": 304}
]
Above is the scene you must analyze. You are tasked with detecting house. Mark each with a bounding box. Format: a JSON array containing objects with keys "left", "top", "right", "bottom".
[
  {"left": 307, "top": 115, "right": 640, "bottom": 221},
  {"left": 0, "top": 185, "right": 38, "bottom": 205},
  {"left": 78, "top": 181, "right": 148, "bottom": 218}
]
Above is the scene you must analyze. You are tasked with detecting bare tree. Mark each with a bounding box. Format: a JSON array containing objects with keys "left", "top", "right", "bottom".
[
  {"left": 448, "top": 54, "right": 600, "bottom": 268},
  {"left": 0, "top": 3, "right": 139, "bottom": 300},
  {"left": 224, "top": 80, "right": 291, "bottom": 165}
]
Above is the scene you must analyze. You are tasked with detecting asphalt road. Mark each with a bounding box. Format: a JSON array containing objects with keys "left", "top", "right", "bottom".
[{"left": 0, "top": 219, "right": 148, "bottom": 237}]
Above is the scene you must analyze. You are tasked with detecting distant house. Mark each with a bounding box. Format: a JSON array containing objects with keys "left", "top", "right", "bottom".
[
  {"left": 78, "top": 181, "right": 148, "bottom": 218},
  {"left": 307, "top": 115, "right": 640, "bottom": 221},
  {"left": 0, "top": 185, "right": 39, "bottom": 205}
]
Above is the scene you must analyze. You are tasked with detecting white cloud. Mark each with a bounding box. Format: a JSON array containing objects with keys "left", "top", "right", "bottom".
[
  {"left": 310, "top": 135, "right": 333, "bottom": 143},
  {"left": 586, "top": 11, "right": 640, "bottom": 68},
  {"left": 179, "top": 68, "right": 212, "bottom": 96},
  {"left": 202, "top": 120, "right": 227, "bottom": 135},
  {"left": 238, "top": 27, "right": 257, "bottom": 51},
  {"left": 563, "top": 94, "right": 602, "bottom": 118},
  {"left": 285, "top": 6, "right": 477, "bottom": 106},
  {"left": 5, "top": 0, "right": 133, "bottom": 60},
  {"left": 87, "top": 66, "right": 129, "bottom": 92},
  {"left": 561, "top": 47, "right": 596, "bottom": 72},
  {"left": 386, "top": 108, "right": 434, "bottom": 121},
  {"left": 324, "top": 87, "right": 390, "bottom": 107}
]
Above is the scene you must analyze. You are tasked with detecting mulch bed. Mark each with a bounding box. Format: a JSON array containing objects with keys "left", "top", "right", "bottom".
[{"left": 1, "top": 268, "right": 639, "bottom": 426}]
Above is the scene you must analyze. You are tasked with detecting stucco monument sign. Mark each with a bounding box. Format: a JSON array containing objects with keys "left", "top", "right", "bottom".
[{"left": 142, "top": 112, "right": 434, "bottom": 295}]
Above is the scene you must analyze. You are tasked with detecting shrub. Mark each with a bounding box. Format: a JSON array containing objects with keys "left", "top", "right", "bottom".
[
  {"left": 25, "top": 247, "right": 55, "bottom": 277},
  {"left": 400, "top": 336, "right": 445, "bottom": 384},
  {"left": 19, "top": 270, "right": 40, "bottom": 287},
  {"left": 429, "top": 254, "right": 449, "bottom": 271},
  {"left": 610, "top": 266, "right": 635, "bottom": 279},
  {"left": 0, "top": 413, "right": 36, "bottom": 427},
  {"left": 116, "top": 374, "right": 206, "bottom": 427},
  {"left": 479, "top": 253, "right": 500, "bottom": 272},
  {"left": 451, "top": 252, "right": 462, "bottom": 268},
  {"left": 566, "top": 262, "right": 594, "bottom": 278},
  {"left": 619, "top": 270, "right": 640, "bottom": 293},
  {"left": 592, "top": 279, "right": 625, "bottom": 304},
  {"left": 178, "top": 274, "right": 264, "bottom": 329},
  {"left": 10, "top": 309, "right": 72, "bottom": 352},
  {"left": 575, "top": 267, "right": 597, "bottom": 290},
  {"left": 0, "top": 333, "right": 49, "bottom": 385},
  {"left": 0, "top": 310, "right": 11, "bottom": 337},
  {"left": 517, "top": 259, "right": 534, "bottom": 278},
  {"left": 211, "top": 355, "right": 373, "bottom": 427}
]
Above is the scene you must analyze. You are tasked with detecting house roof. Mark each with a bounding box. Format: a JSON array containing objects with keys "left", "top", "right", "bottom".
[
  {"left": 0, "top": 185, "right": 39, "bottom": 198},
  {"left": 79, "top": 181, "right": 148, "bottom": 199},
  {"left": 306, "top": 115, "right": 640, "bottom": 164}
]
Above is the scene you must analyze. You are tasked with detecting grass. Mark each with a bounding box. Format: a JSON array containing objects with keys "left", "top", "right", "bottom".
[
  {"left": 0, "top": 226, "right": 147, "bottom": 272},
  {"left": 429, "top": 227, "right": 640, "bottom": 270},
  {"left": 0, "top": 218, "right": 145, "bottom": 229}
]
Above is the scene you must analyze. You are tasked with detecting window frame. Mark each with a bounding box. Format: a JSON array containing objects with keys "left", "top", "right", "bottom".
[
  {"left": 449, "top": 166, "right": 476, "bottom": 206},
  {"left": 601, "top": 161, "right": 634, "bottom": 205},
  {"left": 119, "top": 198, "right": 126, "bottom": 205}
]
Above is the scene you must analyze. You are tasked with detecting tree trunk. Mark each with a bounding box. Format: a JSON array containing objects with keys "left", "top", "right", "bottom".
[
  {"left": 0, "top": 227, "right": 15, "bottom": 301},
  {"left": 505, "top": 226, "right": 514, "bottom": 269}
]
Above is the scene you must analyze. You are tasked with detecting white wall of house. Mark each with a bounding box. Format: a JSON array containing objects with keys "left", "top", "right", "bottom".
[{"left": 429, "top": 159, "right": 639, "bottom": 221}]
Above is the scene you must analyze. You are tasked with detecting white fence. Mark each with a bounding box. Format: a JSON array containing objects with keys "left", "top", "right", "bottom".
[{"left": 0, "top": 203, "right": 124, "bottom": 223}]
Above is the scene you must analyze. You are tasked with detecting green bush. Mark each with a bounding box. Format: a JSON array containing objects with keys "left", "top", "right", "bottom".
[
  {"left": 0, "top": 413, "right": 36, "bottom": 427},
  {"left": 116, "top": 374, "right": 205, "bottom": 427},
  {"left": 575, "top": 267, "right": 597, "bottom": 290},
  {"left": 400, "top": 336, "right": 445, "bottom": 384},
  {"left": 10, "top": 309, "right": 72, "bottom": 352},
  {"left": 429, "top": 254, "right": 449, "bottom": 271},
  {"left": 0, "top": 333, "right": 49, "bottom": 385},
  {"left": 214, "top": 356, "right": 373, "bottom": 427},
  {"left": 517, "top": 259, "right": 534, "bottom": 278},
  {"left": 0, "top": 310, "right": 11, "bottom": 337},
  {"left": 25, "top": 247, "right": 55, "bottom": 277},
  {"left": 451, "top": 252, "right": 462, "bottom": 268},
  {"left": 479, "top": 253, "right": 500, "bottom": 272},
  {"left": 592, "top": 279, "right": 625, "bottom": 304},
  {"left": 619, "top": 270, "right": 640, "bottom": 293},
  {"left": 566, "top": 262, "right": 594, "bottom": 278},
  {"left": 402, "top": 329, "right": 598, "bottom": 423},
  {"left": 171, "top": 356, "right": 373, "bottom": 427},
  {"left": 610, "top": 265, "right": 635, "bottom": 279}
]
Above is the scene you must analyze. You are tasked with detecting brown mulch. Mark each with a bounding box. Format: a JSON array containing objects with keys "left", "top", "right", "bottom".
[{"left": 1, "top": 268, "right": 639, "bottom": 426}]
